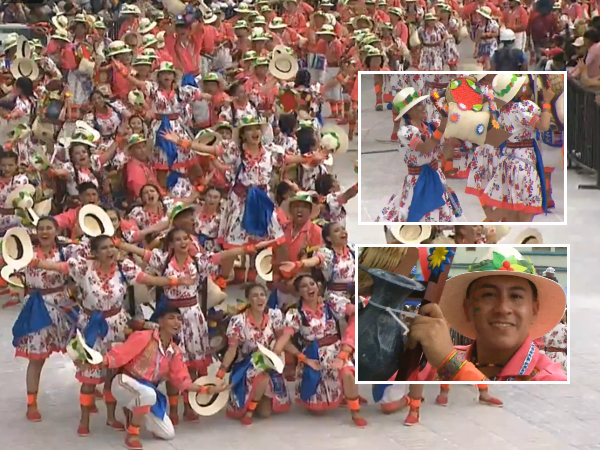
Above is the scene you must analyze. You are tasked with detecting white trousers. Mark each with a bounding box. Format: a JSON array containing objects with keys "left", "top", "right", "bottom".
[
  {"left": 111, "top": 374, "right": 175, "bottom": 440},
  {"left": 514, "top": 31, "right": 527, "bottom": 52}
]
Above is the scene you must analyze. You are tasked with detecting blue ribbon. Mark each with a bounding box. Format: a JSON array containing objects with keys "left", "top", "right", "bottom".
[
  {"left": 532, "top": 139, "right": 548, "bottom": 214},
  {"left": 316, "top": 113, "right": 324, "bottom": 127},
  {"left": 134, "top": 378, "right": 167, "bottom": 419},
  {"left": 150, "top": 294, "right": 168, "bottom": 323},
  {"left": 230, "top": 355, "right": 253, "bottom": 409},
  {"left": 197, "top": 234, "right": 208, "bottom": 248},
  {"left": 155, "top": 115, "right": 180, "bottom": 189},
  {"left": 372, "top": 384, "right": 390, "bottom": 403},
  {"left": 406, "top": 163, "right": 446, "bottom": 222},
  {"left": 83, "top": 311, "right": 109, "bottom": 348},
  {"left": 241, "top": 186, "right": 275, "bottom": 237},
  {"left": 267, "top": 289, "right": 279, "bottom": 310},
  {"left": 181, "top": 73, "right": 198, "bottom": 88},
  {"left": 12, "top": 291, "right": 53, "bottom": 347},
  {"left": 300, "top": 340, "right": 321, "bottom": 402}
]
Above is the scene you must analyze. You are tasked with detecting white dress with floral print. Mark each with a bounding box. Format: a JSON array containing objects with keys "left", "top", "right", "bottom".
[
  {"left": 144, "top": 83, "right": 202, "bottom": 170},
  {"left": 540, "top": 322, "right": 567, "bottom": 375},
  {"left": 376, "top": 120, "right": 456, "bottom": 222},
  {"left": 477, "top": 20, "right": 499, "bottom": 60},
  {"left": 61, "top": 154, "right": 103, "bottom": 196},
  {"left": 316, "top": 245, "right": 355, "bottom": 305},
  {"left": 225, "top": 309, "right": 291, "bottom": 417},
  {"left": 319, "top": 190, "right": 348, "bottom": 227},
  {"left": 195, "top": 208, "right": 223, "bottom": 253},
  {"left": 466, "top": 83, "right": 499, "bottom": 196},
  {"left": 418, "top": 23, "right": 447, "bottom": 71},
  {"left": 218, "top": 144, "right": 285, "bottom": 246},
  {"left": 0, "top": 173, "right": 29, "bottom": 230},
  {"left": 442, "top": 18, "right": 460, "bottom": 66},
  {"left": 299, "top": 158, "right": 328, "bottom": 191},
  {"left": 147, "top": 249, "right": 218, "bottom": 371},
  {"left": 67, "top": 257, "right": 141, "bottom": 384},
  {"left": 284, "top": 297, "right": 352, "bottom": 410},
  {"left": 0, "top": 96, "right": 34, "bottom": 145},
  {"left": 128, "top": 197, "right": 175, "bottom": 230},
  {"left": 14, "top": 244, "right": 80, "bottom": 359},
  {"left": 481, "top": 100, "right": 544, "bottom": 214},
  {"left": 82, "top": 103, "right": 125, "bottom": 150}
]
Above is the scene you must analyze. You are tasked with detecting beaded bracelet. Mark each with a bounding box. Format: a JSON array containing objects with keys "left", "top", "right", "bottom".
[{"left": 437, "top": 349, "right": 468, "bottom": 381}]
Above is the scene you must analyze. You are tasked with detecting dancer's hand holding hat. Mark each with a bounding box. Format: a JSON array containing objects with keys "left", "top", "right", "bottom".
[
  {"left": 406, "top": 303, "right": 456, "bottom": 369},
  {"left": 189, "top": 378, "right": 230, "bottom": 394}
]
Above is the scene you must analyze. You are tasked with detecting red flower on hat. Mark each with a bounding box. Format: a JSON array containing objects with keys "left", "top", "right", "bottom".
[{"left": 497, "top": 260, "right": 515, "bottom": 271}]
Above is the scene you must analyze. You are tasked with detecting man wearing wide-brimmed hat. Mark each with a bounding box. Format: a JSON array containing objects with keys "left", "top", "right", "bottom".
[{"left": 408, "top": 247, "right": 567, "bottom": 381}]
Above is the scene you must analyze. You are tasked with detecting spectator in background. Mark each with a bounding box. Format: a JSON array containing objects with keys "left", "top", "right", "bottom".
[
  {"left": 0, "top": 0, "right": 27, "bottom": 23},
  {"left": 543, "top": 267, "right": 559, "bottom": 282},
  {"left": 528, "top": 2, "right": 560, "bottom": 63},
  {"left": 570, "top": 28, "right": 600, "bottom": 86},
  {"left": 490, "top": 28, "right": 528, "bottom": 70}
]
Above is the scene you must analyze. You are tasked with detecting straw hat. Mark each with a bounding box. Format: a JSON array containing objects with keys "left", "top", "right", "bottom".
[
  {"left": 357, "top": 247, "right": 410, "bottom": 292},
  {"left": 392, "top": 87, "right": 429, "bottom": 121},
  {"left": 5, "top": 184, "right": 36, "bottom": 210},
  {"left": 51, "top": 14, "right": 69, "bottom": 30},
  {"left": 476, "top": 6, "right": 492, "bottom": 19},
  {"left": 2, "top": 227, "right": 34, "bottom": 269},
  {"left": 51, "top": 28, "right": 71, "bottom": 42},
  {"left": 194, "top": 128, "right": 222, "bottom": 148},
  {"left": 15, "top": 36, "right": 32, "bottom": 60},
  {"left": 492, "top": 74, "right": 528, "bottom": 103},
  {"left": 120, "top": 4, "right": 142, "bottom": 15},
  {"left": 138, "top": 17, "right": 157, "bottom": 34},
  {"left": 424, "top": 12, "right": 438, "bottom": 20},
  {"left": 187, "top": 375, "right": 231, "bottom": 416},
  {"left": 127, "top": 134, "right": 147, "bottom": 149},
  {"left": 207, "top": 277, "right": 227, "bottom": 309},
  {"left": 268, "top": 49, "right": 298, "bottom": 81},
  {"left": 439, "top": 247, "right": 566, "bottom": 339},
  {"left": 105, "top": 40, "right": 132, "bottom": 57},
  {"left": 1, "top": 265, "right": 24, "bottom": 289},
  {"left": 66, "top": 330, "right": 104, "bottom": 365},
  {"left": 11, "top": 58, "right": 40, "bottom": 81},
  {"left": 128, "top": 89, "right": 146, "bottom": 106},
  {"left": 387, "top": 225, "right": 432, "bottom": 244},
  {"left": 473, "top": 74, "right": 487, "bottom": 81},
  {"left": 321, "top": 124, "right": 349, "bottom": 154},
  {"left": 269, "top": 17, "right": 287, "bottom": 29},
  {"left": 317, "top": 24, "right": 337, "bottom": 36},
  {"left": 498, "top": 227, "right": 544, "bottom": 245},
  {"left": 78, "top": 204, "right": 115, "bottom": 237},
  {"left": 255, "top": 342, "right": 285, "bottom": 373},
  {"left": 141, "top": 33, "right": 158, "bottom": 49},
  {"left": 281, "top": 191, "right": 320, "bottom": 220},
  {"left": 71, "top": 120, "right": 101, "bottom": 147},
  {"left": 255, "top": 248, "right": 273, "bottom": 282}
]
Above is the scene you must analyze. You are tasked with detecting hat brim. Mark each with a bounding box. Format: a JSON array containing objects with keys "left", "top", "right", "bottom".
[
  {"left": 477, "top": 10, "right": 492, "bottom": 19},
  {"left": 393, "top": 94, "right": 429, "bottom": 121},
  {"left": 78, "top": 204, "right": 115, "bottom": 237},
  {"left": 268, "top": 54, "right": 298, "bottom": 81},
  {"left": 256, "top": 342, "right": 285, "bottom": 373},
  {"left": 187, "top": 375, "right": 231, "bottom": 416},
  {"left": 388, "top": 225, "right": 432, "bottom": 244},
  {"left": 194, "top": 131, "right": 223, "bottom": 153},
  {"left": 256, "top": 248, "right": 273, "bottom": 282},
  {"left": 2, "top": 227, "right": 34, "bottom": 269},
  {"left": 439, "top": 271, "right": 566, "bottom": 340},
  {"left": 11, "top": 58, "right": 40, "bottom": 81},
  {"left": 498, "top": 227, "right": 544, "bottom": 245},
  {"left": 321, "top": 123, "right": 349, "bottom": 154},
  {"left": 68, "top": 330, "right": 104, "bottom": 364},
  {"left": 5, "top": 184, "right": 36, "bottom": 209},
  {"left": 1, "top": 265, "right": 24, "bottom": 289},
  {"left": 139, "top": 22, "right": 157, "bottom": 34},
  {"left": 494, "top": 75, "right": 527, "bottom": 103}
]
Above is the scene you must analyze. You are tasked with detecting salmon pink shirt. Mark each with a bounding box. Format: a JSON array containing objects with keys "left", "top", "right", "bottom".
[
  {"left": 277, "top": 220, "right": 323, "bottom": 263},
  {"left": 410, "top": 335, "right": 568, "bottom": 381},
  {"left": 105, "top": 330, "right": 193, "bottom": 391}
]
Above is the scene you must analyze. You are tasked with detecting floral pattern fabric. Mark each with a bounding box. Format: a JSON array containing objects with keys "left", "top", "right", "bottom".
[
  {"left": 481, "top": 100, "right": 544, "bottom": 213},
  {"left": 540, "top": 322, "right": 567, "bottom": 375},
  {"left": 376, "top": 121, "right": 456, "bottom": 222},
  {"left": 225, "top": 309, "right": 291, "bottom": 416},
  {"left": 417, "top": 23, "right": 447, "bottom": 71}
]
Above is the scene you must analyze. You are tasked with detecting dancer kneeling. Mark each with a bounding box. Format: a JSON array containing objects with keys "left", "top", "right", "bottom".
[{"left": 98, "top": 307, "right": 228, "bottom": 450}]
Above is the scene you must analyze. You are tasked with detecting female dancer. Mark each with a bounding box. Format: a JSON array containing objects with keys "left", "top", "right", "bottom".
[
  {"left": 12, "top": 217, "right": 80, "bottom": 421},
  {"left": 82, "top": 89, "right": 126, "bottom": 150},
  {"left": 283, "top": 222, "right": 354, "bottom": 306},
  {"left": 195, "top": 186, "right": 224, "bottom": 253},
  {"left": 273, "top": 274, "right": 366, "bottom": 427},
  {"left": 540, "top": 308, "right": 567, "bottom": 375},
  {"left": 437, "top": 4, "right": 460, "bottom": 70},
  {"left": 30, "top": 234, "right": 190, "bottom": 436},
  {"left": 117, "top": 228, "right": 273, "bottom": 424},
  {"left": 480, "top": 75, "right": 554, "bottom": 222},
  {"left": 417, "top": 14, "right": 446, "bottom": 71},
  {"left": 464, "top": 74, "right": 499, "bottom": 221},
  {"left": 475, "top": 7, "right": 499, "bottom": 70},
  {"left": 0, "top": 77, "right": 36, "bottom": 145},
  {"left": 376, "top": 88, "right": 459, "bottom": 222},
  {"left": 161, "top": 115, "right": 318, "bottom": 277},
  {"left": 219, "top": 284, "right": 291, "bottom": 424},
  {"left": 315, "top": 173, "right": 358, "bottom": 228}
]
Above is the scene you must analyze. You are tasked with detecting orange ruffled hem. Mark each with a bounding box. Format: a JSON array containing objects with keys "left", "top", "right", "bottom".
[{"left": 479, "top": 193, "right": 545, "bottom": 215}]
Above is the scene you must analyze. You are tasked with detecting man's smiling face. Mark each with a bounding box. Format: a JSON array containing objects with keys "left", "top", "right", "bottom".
[{"left": 463, "top": 275, "right": 539, "bottom": 352}]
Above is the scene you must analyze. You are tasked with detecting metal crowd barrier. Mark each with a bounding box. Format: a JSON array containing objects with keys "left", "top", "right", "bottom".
[{"left": 566, "top": 79, "right": 600, "bottom": 190}]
